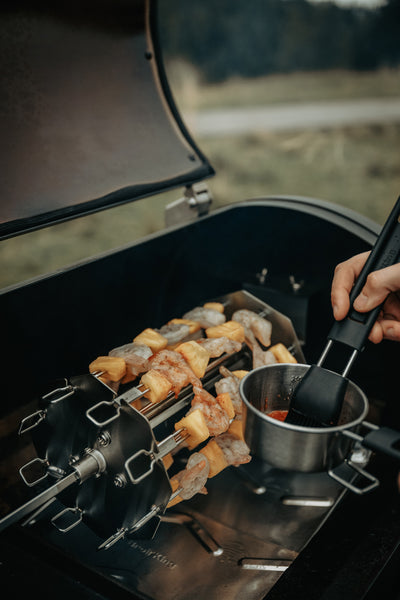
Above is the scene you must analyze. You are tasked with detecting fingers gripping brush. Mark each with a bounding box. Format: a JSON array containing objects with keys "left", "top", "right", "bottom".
[{"left": 286, "top": 195, "right": 400, "bottom": 427}]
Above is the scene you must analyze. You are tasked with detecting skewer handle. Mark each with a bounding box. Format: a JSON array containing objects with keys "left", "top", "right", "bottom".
[
  {"left": 328, "top": 195, "right": 400, "bottom": 352},
  {"left": 0, "top": 471, "right": 78, "bottom": 534},
  {"left": 0, "top": 450, "right": 106, "bottom": 534}
]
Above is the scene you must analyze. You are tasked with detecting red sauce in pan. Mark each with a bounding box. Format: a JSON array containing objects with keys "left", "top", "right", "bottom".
[
  {"left": 265, "top": 398, "right": 288, "bottom": 422},
  {"left": 267, "top": 410, "right": 288, "bottom": 422}
]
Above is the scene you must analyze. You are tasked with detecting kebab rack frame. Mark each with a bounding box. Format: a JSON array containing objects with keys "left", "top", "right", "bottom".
[{"left": 0, "top": 290, "right": 305, "bottom": 550}]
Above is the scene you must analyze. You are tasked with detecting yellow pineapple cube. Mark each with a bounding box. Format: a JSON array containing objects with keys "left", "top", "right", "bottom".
[
  {"left": 228, "top": 419, "right": 245, "bottom": 442},
  {"left": 133, "top": 328, "right": 167, "bottom": 353},
  {"left": 269, "top": 343, "right": 297, "bottom": 364},
  {"left": 216, "top": 392, "right": 235, "bottom": 420},
  {"left": 203, "top": 301, "right": 225, "bottom": 313},
  {"left": 232, "top": 369, "right": 248, "bottom": 380},
  {"left": 175, "top": 340, "right": 210, "bottom": 378},
  {"left": 200, "top": 440, "right": 228, "bottom": 477},
  {"left": 141, "top": 369, "right": 172, "bottom": 403},
  {"left": 162, "top": 453, "right": 174, "bottom": 471},
  {"left": 174, "top": 409, "right": 210, "bottom": 450},
  {"left": 168, "top": 318, "right": 202, "bottom": 334},
  {"left": 89, "top": 356, "right": 126, "bottom": 382},
  {"left": 205, "top": 320, "right": 245, "bottom": 343}
]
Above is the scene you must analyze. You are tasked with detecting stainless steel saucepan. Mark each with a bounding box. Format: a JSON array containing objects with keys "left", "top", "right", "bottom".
[
  {"left": 241, "top": 196, "right": 400, "bottom": 494},
  {"left": 240, "top": 363, "right": 400, "bottom": 494}
]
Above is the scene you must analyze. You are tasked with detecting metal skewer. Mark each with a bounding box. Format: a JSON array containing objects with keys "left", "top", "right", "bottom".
[
  {"left": 0, "top": 471, "right": 79, "bottom": 534},
  {"left": 0, "top": 449, "right": 106, "bottom": 534}
]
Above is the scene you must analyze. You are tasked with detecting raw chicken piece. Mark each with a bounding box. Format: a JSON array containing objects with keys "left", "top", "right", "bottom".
[
  {"left": 149, "top": 349, "right": 201, "bottom": 397},
  {"left": 245, "top": 330, "right": 277, "bottom": 369},
  {"left": 183, "top": 307, "right": 226, "bottom": 328},
  {"left": 190, "top": 386, "right": 230, "bottom": 437},
  {"left": 232, "top": 309, "right": 272, "bottom": 347},
  {"left": 199, "top": 423, "right": 252, "bottom": 478},
  {"left": 214, "top": 432, "right": 251, "bottom": 467},
  {"left": 197, "top": 336, "right": 242, "bottom": 358},
  {"left": 157, "top": 322, "right": 190, "bottom": 345},
  {"left": 168, "top": 427, "right": 251, "bottom": 507},
  {"left": 214, "top": 366, "right": 243, "bottom": 416},
  {"left": 170, "top": 433, "right": 249, "bottom": 505},
  {"left": 109, "top": 342, "right": 152, "bottom": 379},
  {"left": 170, "top": 452, "right": 210, "bottom": 500}
]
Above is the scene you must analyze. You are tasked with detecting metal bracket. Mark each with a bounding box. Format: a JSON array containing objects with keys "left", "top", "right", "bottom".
[
  {"left": 124, "top": 428, "right": 187, "bottom": 485},
  {"left": 328, "top": 459, "right": 380, "bottom": 495},
  {"left": 86, "top": 400, "right": 121, "bottom": 427},
  {"left": 42, "top": 384, "right": 75, "bottom": 404},
  {"left": 19, "top": 457, "right": 49, "bottom": 487},
  {"left": 18, "top": 409, "right": 47, "bottom": 435},
  {"left": 165, "top": 182, "right": 212, "bottom": 228},
  {"left": 18, "top": 383, "right": 75, "bottom": 435},
  {"left": 124, "top": 448, "right": 156, "bottom": 484},
  {"left": 51, "top": 506, "right": 83, "bottom": 533}
]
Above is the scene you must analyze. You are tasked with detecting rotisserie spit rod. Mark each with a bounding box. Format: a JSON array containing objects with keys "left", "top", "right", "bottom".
[{"left": 0, "top": 448, "right": 106, "bottom": 534}]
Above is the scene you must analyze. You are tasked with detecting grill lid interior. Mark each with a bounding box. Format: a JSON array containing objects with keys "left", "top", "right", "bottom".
[{"left": 0, "top": 0, "right": 214, "bottom": 239}]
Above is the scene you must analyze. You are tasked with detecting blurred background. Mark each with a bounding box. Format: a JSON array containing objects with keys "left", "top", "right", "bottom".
[{"left": 1, "top": 0, "right": 399, "bottom": 288}]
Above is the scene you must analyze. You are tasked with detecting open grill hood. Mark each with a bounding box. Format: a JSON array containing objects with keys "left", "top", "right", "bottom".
[
  {"left": 2, "top": 1, "right": 400, "bottom": 599},
  {"left": 0, "top": 0, "right": 214, "bottom": 240}
]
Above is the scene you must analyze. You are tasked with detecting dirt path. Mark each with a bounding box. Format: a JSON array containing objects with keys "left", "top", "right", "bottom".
[{"left": 188, "top": 97, "right": 400, "bottom": 136}]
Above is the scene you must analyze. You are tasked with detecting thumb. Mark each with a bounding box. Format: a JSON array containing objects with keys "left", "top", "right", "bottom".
[{"left": 353, "top": 263, "right": 400, "bottom": 312}]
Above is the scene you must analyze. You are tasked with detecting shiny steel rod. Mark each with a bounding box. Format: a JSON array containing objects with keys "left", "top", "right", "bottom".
[{"left": 0, "top": 471, "right": 78, "bottom": 534}]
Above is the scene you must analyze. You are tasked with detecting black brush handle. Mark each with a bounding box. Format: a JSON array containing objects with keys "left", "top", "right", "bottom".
[
  {"left": 362, "top": 426, "right": 400, "bottom": 462},
  {"left": 328, "top": 195, "right": 400, "bottom": 351}
]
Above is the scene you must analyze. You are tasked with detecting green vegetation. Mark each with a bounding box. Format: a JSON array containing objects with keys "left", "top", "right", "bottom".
[
  {"left": 169, "top": 65, "right": 400, "bottom": 111},
  {"left": 1, "top": 69, "right": 399, "bottom": 290},
  {"left": 159, "top": 0, "right": 400, "bottom": 82},
  {"left": 200, "top": 123, "right": 400, "bottom": 223}
]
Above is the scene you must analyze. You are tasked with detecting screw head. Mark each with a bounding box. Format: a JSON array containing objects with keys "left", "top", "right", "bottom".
[
  {"left": 97, "top": 431, "right": 111, "bottom": 447},
  {"left": 114, "top": 474, "right": 127, "bottom": 488}
]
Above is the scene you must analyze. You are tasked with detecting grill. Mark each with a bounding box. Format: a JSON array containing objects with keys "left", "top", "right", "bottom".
[{"left": 1, "top": 2, "right": 400, "bottom": 599}]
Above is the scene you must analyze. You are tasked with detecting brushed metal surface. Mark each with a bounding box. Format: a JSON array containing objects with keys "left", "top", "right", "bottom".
[
  {"left": 33, "top": 459, "right": 351, "bottom": 600},
  {"left": 241, "top": 363, "right": 369, "bottom": 472}
]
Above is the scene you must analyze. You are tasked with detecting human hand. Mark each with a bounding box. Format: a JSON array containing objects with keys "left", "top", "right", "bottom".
[{"left": 331, "top": 251, "right": 400, "bottom": 344}]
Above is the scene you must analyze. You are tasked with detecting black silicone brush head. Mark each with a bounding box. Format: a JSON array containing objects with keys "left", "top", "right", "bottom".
[{"left": 285, "top": 365, "right": 348, "bottom": 427}]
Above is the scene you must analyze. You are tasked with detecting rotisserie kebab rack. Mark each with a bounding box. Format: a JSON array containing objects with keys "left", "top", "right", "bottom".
[{"left": 0, "top": 291, "right": 304, "bottom": 550}]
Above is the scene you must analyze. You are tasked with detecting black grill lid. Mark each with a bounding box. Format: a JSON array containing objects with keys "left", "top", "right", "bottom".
[{"left": 0, "top": 0, "right": 214, "bottom": 239}]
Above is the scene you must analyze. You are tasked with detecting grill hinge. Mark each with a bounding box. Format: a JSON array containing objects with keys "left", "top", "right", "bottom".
[{"left": 165, "top": 182, "right": 212, "bottom": 227}]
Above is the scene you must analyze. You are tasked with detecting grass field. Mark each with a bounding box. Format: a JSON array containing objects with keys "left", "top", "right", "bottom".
[
  {"left": 168, "top": 64, "right": 400, "bottom": 110},
  {"left": 1, "top": 68, "right": 400, "bottom": 289},
  {"left": 199, "top": 123, "right": 400, "bottom": 222}
]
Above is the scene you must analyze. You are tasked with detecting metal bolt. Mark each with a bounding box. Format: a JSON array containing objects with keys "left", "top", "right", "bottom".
[
  {"left": 47, "top": 465, "right": 65, "bottom": 478},
  {"left": 97, "top": 431, "right": 111, "bottom": 447},
  {"left": 114, "top": 474, "right": 127, "bottom": 488},
  {"left": 289, "top": 275, "right": 304, "bottom": 294},
  {"left": 256, "top": 267, "right": 268, "bottom": 285}
]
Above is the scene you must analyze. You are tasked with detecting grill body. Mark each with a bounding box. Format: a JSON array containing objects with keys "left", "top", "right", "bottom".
[
  {"left": 1, "top": 1, "right": 400, "bottom": 598},
  {"left": 2, "top": 198, "right": 400, "bottom": 599}
]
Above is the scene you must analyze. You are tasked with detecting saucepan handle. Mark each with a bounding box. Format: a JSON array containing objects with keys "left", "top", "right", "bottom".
[
  {"left": 342, "top": 421, "right": 400, "bottom": 462},
  {"left": 331, "top": 422, "right": 400, "bottom": 494},
  {"left": 328, "top": 195, "right": 400, "bottom": 352},
  {"left": 328, "top": 460, "right": 379, "bottom": 495},
  {"left": 360, "top": 423, "right": 400, "bottom": 461}
]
